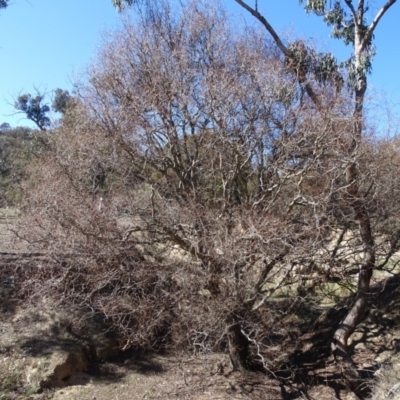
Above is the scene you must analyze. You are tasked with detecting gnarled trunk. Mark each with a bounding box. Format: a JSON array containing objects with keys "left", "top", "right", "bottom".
[
  {"left": 226, "top": 317, "right": 252, "bottom": 372},
  {"left": 331, "top": 258, "right": 373, "bottom": 376}
]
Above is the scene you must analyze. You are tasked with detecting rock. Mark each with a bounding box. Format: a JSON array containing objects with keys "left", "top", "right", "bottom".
[
  {"left": 375, "top": 350, "right": 393, "bottom": 363},
  {"left": 27, "top": 349, "right": 88, "bottom": 390},
  {"left": 345, "top": 392, "right": 359, "bottom": 400}
]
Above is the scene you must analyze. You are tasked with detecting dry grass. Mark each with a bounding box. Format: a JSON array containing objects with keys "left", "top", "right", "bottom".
[{"left": 369, "top": 354, "right": 400, "bottom": 400}]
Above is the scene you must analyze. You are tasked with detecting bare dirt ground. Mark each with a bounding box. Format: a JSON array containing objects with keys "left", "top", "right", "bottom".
[
  {"left": 49, "top": 353, "right": 283, "bottom": 400},
  {"left": 0, "top": 297, "right": 286, "bottom": 400},
  {"left": 2, "top": 291, "right": 399, "bottom": 400}
]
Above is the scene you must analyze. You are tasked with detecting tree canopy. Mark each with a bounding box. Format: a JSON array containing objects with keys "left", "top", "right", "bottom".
[
  {"left": 14, "top": 93, "right": 50, "bottom": 131},
  {"left": 13, "top": 88, "right": 73, "bottom": 130},
  {"left": 0, "top": 0, "right": 9, "bottom": 10},
  {"left": 52, "top": 88, "right": 72, "bottom": 115},
  {"left": 112, "top": 0, "right": 136, "bottom": 11}
]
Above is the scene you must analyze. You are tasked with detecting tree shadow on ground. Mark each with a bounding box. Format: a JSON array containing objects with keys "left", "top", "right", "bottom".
[
  {"left": 276, "top": 317, "right": 348, "bottom": 399},
  {"left": 18, "top": 337, "right": 166, "bottom": 386},
  {"left": 2, "top": 273, "right": 400, "bottom": 399},
  {"left": 274, "top": 273, "right": 400, "bottom": 400},
  {"left": 105, "top": 349, "right": 165, "bottom": 374},
  {"left": 85, "top": 350, "right": 165, "bottom": 385}
]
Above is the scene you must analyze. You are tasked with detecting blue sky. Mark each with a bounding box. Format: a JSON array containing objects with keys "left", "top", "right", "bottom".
[{"left": 0, "top": 0, "right": 399, "bottom": 128}]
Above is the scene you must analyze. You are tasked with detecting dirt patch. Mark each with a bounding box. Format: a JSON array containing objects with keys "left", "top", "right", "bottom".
[
  {"left": 1, "top": 300, "right": 400, "bottom": 400},
  {"left": 49, "top": 352, "right": 283, "bottom": 400}
]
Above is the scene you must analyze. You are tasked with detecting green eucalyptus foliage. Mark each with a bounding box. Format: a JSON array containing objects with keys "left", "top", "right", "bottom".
[
  {"left": 112, "top": 0, "right": 135, "bottom": 11},
  {"left": 52, "top": 89, "right": 71, "bottom": 115},
  {"left": 286, "top": 40, "right": 343, "bottom": 90},
  {"left": 14, "top": 94, "right": 50, "bottom": 131},
  {"left": 299, "top": 0, "right": 370, "bottom": 46},
  {"left": 302, "top": 0, "right": 326, "bottom": 15},
  {"left": 299, "top": 0, "right": 375, "bottom": 88},
  {"left": 0, "top": 0, "right": 8, "bottom": 10},
  {"left": 342, "top": 44, "right": 376, "bottom": 88}
]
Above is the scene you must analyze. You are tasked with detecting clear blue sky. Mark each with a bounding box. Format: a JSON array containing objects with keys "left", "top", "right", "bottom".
[{"left": 1, "top": 0, "right": 399, "bottom": 128}]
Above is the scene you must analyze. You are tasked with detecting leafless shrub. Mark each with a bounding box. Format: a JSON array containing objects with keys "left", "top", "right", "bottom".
[{"left": 14, "top": 0, "right": 400, "bottom": 371}]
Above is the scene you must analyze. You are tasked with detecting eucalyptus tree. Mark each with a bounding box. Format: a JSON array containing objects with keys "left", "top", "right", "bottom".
[
  {"left": 232, "top": 0, "right": 397, "bottom": 378},
  {"left": 0, "top": 1, "right": 8, "bottom": 10},
  {"left": 52, "top": 89, "right": 72, "bottom": 115},
  {"left": 14, "top": 93, "right": 50, "bottom": 131}
]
